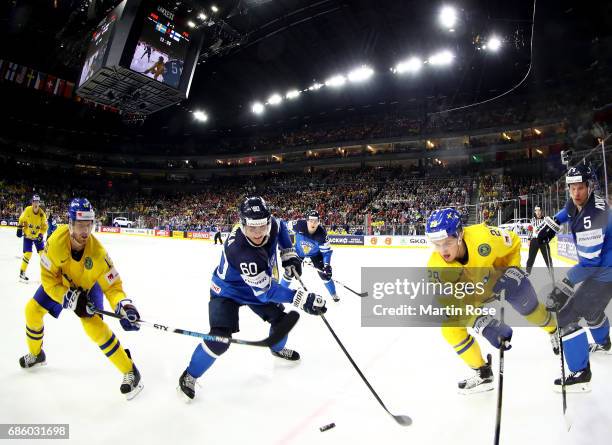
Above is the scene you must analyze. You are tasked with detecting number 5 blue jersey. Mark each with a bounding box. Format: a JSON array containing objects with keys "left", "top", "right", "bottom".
[
  {"left": 555, "top": 193, "right": 612, "bottom": 283},
  {"left": 210, "top": 218, "right": 296, "bottom": 305}
]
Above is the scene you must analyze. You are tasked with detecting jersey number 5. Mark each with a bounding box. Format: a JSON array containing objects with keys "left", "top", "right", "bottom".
[{"left": 584, "top": 216, "right": 591, "bottom": 229}]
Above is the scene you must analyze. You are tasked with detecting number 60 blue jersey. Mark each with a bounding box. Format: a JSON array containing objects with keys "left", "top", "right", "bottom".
[
  {"left": 555, "top": 193, "right": 612, "bottom": 283},
  {"left": 210, "top": 218, "right": 296, "bottom": 305}
]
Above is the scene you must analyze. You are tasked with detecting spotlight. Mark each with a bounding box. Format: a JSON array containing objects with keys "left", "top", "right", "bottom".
[
  {"left": 428, "top": 50, "right": 454, "bottom": 66},
  {"left": 267, "top": 93, "right": 283, "bottom": 105},
  {"left": 308, "top": 82, "right": 324, "bottom": 91},
  {"left": 393, "top": 57, "right": 422, "bottom": 74},
  {"left": 487, "top": 35, "right": 502, "bottom": 52},
  {"left": 193, "top": 110, "right": 208, "bottom": 122},
  {"left": 198, "top": 12, "right": 208, "bottom": 20},
  {"left": 347, "top": 66, "right": 374, "bottom": 83},
  {"left": 252, "top": 102, "right": 265, "bottom": 115},
  {"left": 211, "top": 5, "right": 219, "bottom": 13},
  {"left": 325, "top": 74, "right": 346, "bottom": 88},
  {"left": 187, "top": 21, "right": 196, "bottom": 28},
  {"left": 286, "top": 89, "right": 301, "bottom": 99},
  {"left": 439, "top": 6, "right": 457, "bottom": 29}
]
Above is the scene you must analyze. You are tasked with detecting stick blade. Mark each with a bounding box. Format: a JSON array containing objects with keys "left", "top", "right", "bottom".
[
  {"left": 358, "top": 292, "right": 369, "bottom": 298},
  {"left": 393, "top": 414, "right": 413, "bottom": 426},
  {"left": 264, "top": 311, "right": 300, "bottom": 347}
]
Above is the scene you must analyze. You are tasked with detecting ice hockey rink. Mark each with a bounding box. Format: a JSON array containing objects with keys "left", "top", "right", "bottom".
[{"left": 1, "top": 229, "right": 611, "bottom": 445}]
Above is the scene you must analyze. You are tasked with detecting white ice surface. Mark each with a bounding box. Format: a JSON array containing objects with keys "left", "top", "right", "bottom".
[{"left": 0, "top": 229, "right": 610, "bottom": 445}]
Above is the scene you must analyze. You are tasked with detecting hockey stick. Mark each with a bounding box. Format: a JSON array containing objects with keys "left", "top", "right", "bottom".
[
  {"left": 542, "top": 244, "right": 571, "bottom": 431},
  {"left": 93, "top": 308, "right": 299, "bottom": 347},
  {"left": 493, "top": 293, "right": 506, "bottom": 445},
  {"left": 303, "top": 261, "right": 368, "bottom": 297},
  {"left": 295, "top": 275, "right": 411, "bottom": 426}
]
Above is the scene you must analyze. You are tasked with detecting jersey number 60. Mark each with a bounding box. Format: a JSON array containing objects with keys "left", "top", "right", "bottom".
[{"left": 240, "top": 262, "right": 258, "bottom": 275}]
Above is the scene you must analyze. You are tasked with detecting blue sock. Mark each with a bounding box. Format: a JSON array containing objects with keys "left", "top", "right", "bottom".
[
  {"left": 324, "top": 279, "right": 337, "bottom": 296},
  {"left": 590, "top": 318, "right": 610, "bottom": 344},
  {"left": 563, "top": 330, "right": 589, "bottom": 372},
  {"left": 186, "top": 344, "right": 217, "bottom": 378}
]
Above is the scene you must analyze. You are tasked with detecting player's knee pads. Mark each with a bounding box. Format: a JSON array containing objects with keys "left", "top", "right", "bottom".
[
  {"left": 80, "top": 315, "right": 111, "bottom": 344},
  {"left": 204, "top": 328, "right": 232, "bottom": 356},
  {"left": 25, "top": 298, "right": 47, "bottom": 325},
  {"left": 441, "top": 326, "right": 469, "bottom": 346},
  {"left": 494, "top": 267, "right": 538, "bottom": 316}
]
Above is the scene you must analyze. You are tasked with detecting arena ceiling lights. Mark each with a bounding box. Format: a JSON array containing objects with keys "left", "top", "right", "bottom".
[
  {"left": 347, "top": 66, "right": 374, "bottom": 83},
  {"left": 439, "top": 5, "right": 457, "bottom": 30},
  {"left": 325, "top": 74, "right": 347, "bottom": 88},
  {"left": 193, "top": 110, "right": 208, "bottom": 122},
  {"left": 428, "top": 50, "right": 454, "bottom": 66},
  {"left": 392, "top": 57, "right": 423, "bottom": 74}
]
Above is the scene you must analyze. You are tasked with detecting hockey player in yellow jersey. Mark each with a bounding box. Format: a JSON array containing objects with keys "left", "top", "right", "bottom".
[
  {"left": 425, "top": 208, "right": 556, "bottom": 394},
  {"left": 18, "top": 198, "right": 144, "bottom": 400},
  {"left": 17, "top": 194, "right": 48, "bottom": 283}
]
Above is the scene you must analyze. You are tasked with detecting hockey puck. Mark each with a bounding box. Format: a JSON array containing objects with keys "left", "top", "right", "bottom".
[{"left": 319, "top": 423, "right": 336, "bottom": 432}]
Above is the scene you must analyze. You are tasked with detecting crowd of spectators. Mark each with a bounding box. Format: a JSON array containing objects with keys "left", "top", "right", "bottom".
[{"left": 1, "top": 167, "right": 478, "bottom": 235}]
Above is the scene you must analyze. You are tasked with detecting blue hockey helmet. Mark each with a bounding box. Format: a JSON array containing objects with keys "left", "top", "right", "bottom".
[
  {"left": 425, "top": 208, "right": 462, "bottom": 241},
  {"left": 566, "top": 163, "right": 594, "bottom": 186},
  {"left": 68, "top": 198, "right": 95, "bottom": 222}
]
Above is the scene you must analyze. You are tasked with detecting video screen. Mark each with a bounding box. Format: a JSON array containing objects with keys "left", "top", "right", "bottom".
[
  {"left": 78, "top": 2, "right": 122, "bottom": 86},
  {"left": 129, "top": 2, "right": 191, "bottom": 88}
]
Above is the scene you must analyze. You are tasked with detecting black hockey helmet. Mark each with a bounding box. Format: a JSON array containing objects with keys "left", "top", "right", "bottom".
[
  {"left": 566, "top": 163, "right": 594, "bottom": 187},
  {"left": 306, "top": 209, "right": 320, "bottom": 221},
  {"left": 239, "top": 196, "right": 271, "bottom": 227}
]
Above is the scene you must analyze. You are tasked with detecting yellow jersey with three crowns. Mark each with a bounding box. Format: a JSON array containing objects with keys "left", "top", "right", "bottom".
[
  {"left": 18, "top": 206, "right": 48, "bottom": 240},
  {"left": 39, "top": 225, "right": 127, "bottom": 307}
]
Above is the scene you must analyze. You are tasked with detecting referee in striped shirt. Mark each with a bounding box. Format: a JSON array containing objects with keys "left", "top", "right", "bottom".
[{"left": 526, "top": 206, "right": 552, "bottom": 274}]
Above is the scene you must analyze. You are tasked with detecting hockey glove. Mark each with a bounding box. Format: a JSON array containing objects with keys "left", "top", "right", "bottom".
[
  {"left": 115, "top": 299, "right": 141, "bottom": 331},
  {"left": 37, "top": 234, "right": 43, "bottom": 243},
  {"left": 62, "top": 287, "right": 82, "bottom": 311},
  {"left": 473, "top": 315, "right": 513, "bottom": 350},
  {"left": 281, "top": 248, "right": 302, "bottom": 278},
  {"left": 292, "top": 289, "right": 327, "bottom": 315},
  {"left": 546, "top": 278, "right": 574, "bottom": 312},
  {"left": 537, "top": 216, "right": 561, "bottom": 244},
  {"left": 322, "top": 264, "right": 333, "bottom": 281},
  {"left": 16, "top": 228, "right": 23, "bottom": 238}
]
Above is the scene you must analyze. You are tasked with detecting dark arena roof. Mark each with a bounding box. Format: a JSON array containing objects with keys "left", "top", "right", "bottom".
[{"left": 1, "top": 0, "right": 610, "bottom": 149}]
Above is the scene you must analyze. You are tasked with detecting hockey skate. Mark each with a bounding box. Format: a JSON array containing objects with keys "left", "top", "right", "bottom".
[
  {"left": 19, "top": 350, "right": 46, "bottom": 369},
  {"left": 458, "top": 354, "right": 493, "bottom": 394},
  {"left": 19, "top": 271, "right": 29, "bottom": 283},
  {"left": 271, "top": 347, "right": 300, "bottom": 361},
  {"left": 589, "top": 337, "right": 612, "bottom": 355},
  {"left": 331, "top": 294, "right": 340, "bottom": 302},
  {"left": 178, "top": 370, "right": 198, "bottom": 401},
  {"left": 554, "top": 363, "right": 591, "bottom": 393},
  {"left": 120, "top": 364, "right": 143, "bottom": 400}
]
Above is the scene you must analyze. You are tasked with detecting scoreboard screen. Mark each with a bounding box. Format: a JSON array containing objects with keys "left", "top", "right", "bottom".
[
  {"left": 128, "top": 1, "right": 191, "bottom": 88},
  {"left": 78, "top": 2, "right": 123, "bottom": 86}
]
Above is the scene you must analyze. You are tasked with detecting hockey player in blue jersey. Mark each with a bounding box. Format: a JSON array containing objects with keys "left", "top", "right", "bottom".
[
  {"left": 538, "top": 163, "right": 612, "bottom": 392},
  {"left": 281, "top": 210, "right": 339, "bottom": 301},
  {"left": 177, "top": 197, "right": 328, "bottom": 400}
]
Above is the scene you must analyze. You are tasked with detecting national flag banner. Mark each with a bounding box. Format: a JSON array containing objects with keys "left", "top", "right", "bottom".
[
  {"left": 34, "top": 72, "right": 47, "bottom": 90},
  {"left": 44, "top": 75, "right": 57, "bottom": 94},
  {"left": 25, "top": 69, "right": 37, "bottom": 88},
  {"left": 15, "top": 65, "right": 27, "bottom": 84},
  {"left": 63, "top": 81, "right": 75, "bottom": 98},
  {"left": 53, "top": 78, "right": 66, "bottom": 96},
  {"left": 4, "top": 62, "right": 18, "bottom": 81}
]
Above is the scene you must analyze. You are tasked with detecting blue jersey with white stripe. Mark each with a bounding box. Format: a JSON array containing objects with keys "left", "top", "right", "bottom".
[
  {"left": 293, "top": 220, "right": 332, "bottom": 263},
  {"left": 210, "top": 218, "right": 296, "bottom": 305},
  {"left": 555, "top": 193, "right": 612, "bottom": 283}
]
